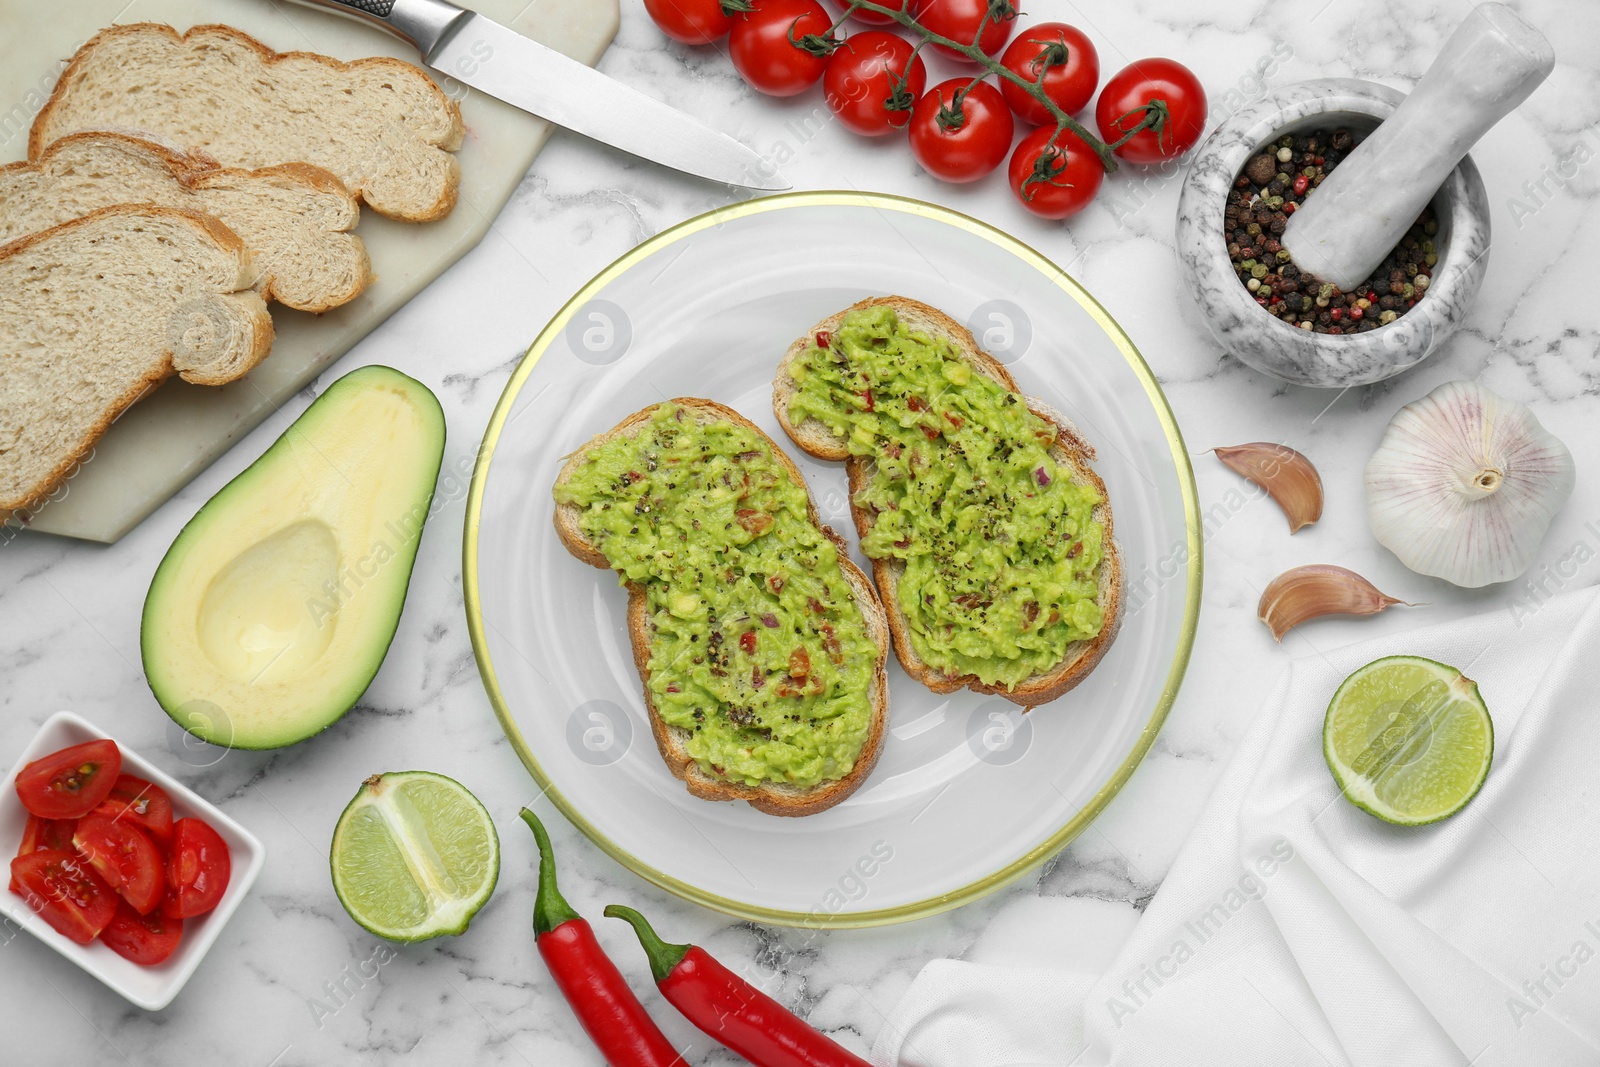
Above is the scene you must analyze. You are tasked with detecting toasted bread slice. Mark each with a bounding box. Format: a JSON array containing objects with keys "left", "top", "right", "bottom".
[
  {"left": 0, "top": 132, "right": 370, "bottom": 313},
  {"left": 0, "top": 205, "right": 274, "bottom": 517},
  {"left": 773, "top": 296, "right": 1122, "bottom": 707},
  {"left": 30, "top": 23, "right": 462, "bottom": 223},
  {"left": 553, "top": 399, "right": 891, "bottom": 817}
]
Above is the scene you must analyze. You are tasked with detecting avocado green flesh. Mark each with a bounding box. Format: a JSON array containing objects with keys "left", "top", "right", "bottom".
[
  {"left": 553, "top": 404, "right": 876, "bottom": 790},
  {"left": 786, "top": 305, "right": 1105, "bottom": 689},
  {"left": 141, "top": 366, "right": 446, "bottom": 749}
]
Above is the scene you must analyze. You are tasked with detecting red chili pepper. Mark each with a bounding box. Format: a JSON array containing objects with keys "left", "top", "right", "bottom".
[
  {"left": 606, "top": 905, "right": 871, "bottom": 1067},
  {"left": 520, "top": 811, "right": 685, "bottom": 1067}
]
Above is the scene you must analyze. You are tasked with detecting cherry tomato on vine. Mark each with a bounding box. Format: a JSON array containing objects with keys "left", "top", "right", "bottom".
[
  {"left": 1094, "top": 57, "right": 1207, "bottom": 164},
  {"left": 644, "top": 0, "right": 739, "bottom": 44},
  {"left": 912, "top": 0, "right": 1016, "bottom": 63},
  {"left": 828, "top": 0, "right": 911, "bottom": 25},
  {"left": 824, "top": 31, "right": 927, "bottom": 136},
  {"left": 1008, "top": 126, "right": 1103, "bottom": 219},
  {"left": 998, "top": 23, "right": 1098, "bottom": 125},
  {"left": 14, "top": 739, "right": 121, "bottom": 819},
  {"left": 909, "top": 78, "right": 1015, "bottom": 183},
  {"left": 730, "top": 0, "right": 833, "bottom": 97}
]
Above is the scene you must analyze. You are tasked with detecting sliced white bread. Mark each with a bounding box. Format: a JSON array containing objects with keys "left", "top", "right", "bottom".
[
  {"left": 553, "top": 399, "right": 891, "bottom": 817},
  {"left": 0, "top": 205, "right": 274, "bottom": 517},
  {"left": 30, "top": 23, "right": 463, "bottom": 223},
  {"left": 0, "top": 132, "right": 370, "bottom": 313},
  {"left": 773, "top": 296, "right": 1123, "bottom": 707}
]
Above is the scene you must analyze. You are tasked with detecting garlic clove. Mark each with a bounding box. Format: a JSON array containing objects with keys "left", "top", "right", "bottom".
[
  {"left": 1365, "top": 381, "right": 1576, "bottom": 588},
  {"left": 1214, "top": 442, "right": 1324, "bottom": 533},
  {"left": 1258, "top": 564, "right": 1407, "bottom": 641}
]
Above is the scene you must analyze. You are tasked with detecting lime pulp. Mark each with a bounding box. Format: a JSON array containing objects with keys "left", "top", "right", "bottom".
[
  {"left": 330, "top": 771, "right": 500, "bottom": 941},
  {"left": 1323, "top": 655, "right": 1493, "bottom": 826}
]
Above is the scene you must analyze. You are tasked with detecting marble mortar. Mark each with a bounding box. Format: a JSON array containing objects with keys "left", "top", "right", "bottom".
[{"left": 1175, "top": 79, "right": 1491, "bottom": 388}]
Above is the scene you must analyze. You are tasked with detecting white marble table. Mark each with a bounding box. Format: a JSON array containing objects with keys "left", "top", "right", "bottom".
[{"left": 5, "top": 1, "right": 1597, "bottom": 1061}]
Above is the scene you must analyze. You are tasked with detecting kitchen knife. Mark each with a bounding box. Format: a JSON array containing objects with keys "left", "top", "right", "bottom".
[{"left": 286, "top": 0, "right": 788, "bottom": 190}]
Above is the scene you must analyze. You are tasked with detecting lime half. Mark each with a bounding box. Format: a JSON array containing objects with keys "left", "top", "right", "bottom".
[
  {"left": 1323, "top": 656, "right": 1493, "bottom": 826},
  {"left": 331, "top": 771, "right": 500, "bottom": 941}
]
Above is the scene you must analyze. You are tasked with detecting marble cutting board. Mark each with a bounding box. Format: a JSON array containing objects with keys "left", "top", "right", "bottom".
[{"left": 0, "top": 0, "right": 620, "bottom": 543}]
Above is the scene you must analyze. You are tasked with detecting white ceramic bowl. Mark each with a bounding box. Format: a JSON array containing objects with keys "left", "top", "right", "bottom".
[{"left": 0, "top": 711, "right": 265, "bottom": 1009}]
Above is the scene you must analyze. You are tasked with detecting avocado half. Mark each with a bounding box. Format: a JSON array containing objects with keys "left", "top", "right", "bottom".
[{"left": 141, "top": 366, "right": 446, "bottom": 749}]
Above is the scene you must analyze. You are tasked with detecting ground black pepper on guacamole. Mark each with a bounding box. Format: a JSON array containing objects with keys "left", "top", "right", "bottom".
[
  {"left": 552, "top": 405, "right": 876, "bottom": 790},
  {"left": 786, "top": 305, "right": 1106, "bottom": 689}
]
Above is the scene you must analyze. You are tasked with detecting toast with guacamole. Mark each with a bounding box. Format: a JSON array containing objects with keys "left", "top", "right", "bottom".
[
  {"left": 552, "top": 399, "right": 890, "bottom": 816},
  {"left": 774, "top": 297, "right": 1122, "bottom": 706}
]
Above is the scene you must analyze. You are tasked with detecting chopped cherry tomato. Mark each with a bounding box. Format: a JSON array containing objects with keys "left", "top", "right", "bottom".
[
  {"left": 1094, "top": 57, "right": 1207, "bottom": 164},
  {"left": 644, "top": 0, "right": 739, "bottom": 44},
  {"left": 911, "top": 0, "right": 1015, "bottom": 63},
  {"left": 16, "top": 814, "right": 76, "bottom": 856},
  {"left": 829, "top": 0, "right": 910, "bottom": 24},
  {"left": 99, "top": 901, "right": 183, "bottom": 967},
  {"left": 9, "top": 814, "right": 77, "bottom": 894},
  {"left": 1007, "top": 125, "right": 1104, "bottom": 219},
  {"left": 91, "top": 775, "right": 174, "bottom": 847},
  {"left": 823, "top": 31, "right": 926, "bottom": 137},
  {"left": 161, "top": 818, "right": 231, "bottom": 919},
  {"left": 729, "top": 0, "right": 832, "bottom": 98},
  {"left": 14, "top": 739, "right": 121, "bottom": 819},
  {"left": 998, "top": 23, "right": 1099, "bottom": 125},
  {"left": 909, "top": 78, "right": 1015, "bottom": 183},
  {"left": 73, "top": 814, "right": 165, "bottom": 915},
  {"left": 10, "top": 849, "right": 117, "bottom": 944}
]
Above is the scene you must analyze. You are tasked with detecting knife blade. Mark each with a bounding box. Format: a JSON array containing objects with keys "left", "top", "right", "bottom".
[{"left": 286, "top": 0, "right": 788, "bottom": 190}]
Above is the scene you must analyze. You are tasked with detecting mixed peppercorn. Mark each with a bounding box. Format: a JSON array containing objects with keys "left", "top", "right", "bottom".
[{"left": 1227, "top": 127, "right": 1439, "bottom": 335}]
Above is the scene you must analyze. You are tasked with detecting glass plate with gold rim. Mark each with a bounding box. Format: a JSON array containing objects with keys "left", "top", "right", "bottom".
[{"left": 464, "top": 192, "right": 1200, "bottom": 928}]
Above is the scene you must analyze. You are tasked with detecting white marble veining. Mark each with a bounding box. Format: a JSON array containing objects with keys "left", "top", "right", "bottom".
[{"left": 4, "top": 0, "right": 1599, "bottom": 1062}]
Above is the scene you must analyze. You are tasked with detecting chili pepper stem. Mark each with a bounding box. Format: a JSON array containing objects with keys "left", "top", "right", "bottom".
[
  {"left": 520, "top": 808, "right": 580, "bottom": 936},
  {"left": 604, "top": 905, "right": 691, "bottom": 984}
]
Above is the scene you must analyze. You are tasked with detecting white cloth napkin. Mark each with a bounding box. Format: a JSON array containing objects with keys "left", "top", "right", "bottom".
[{"left": 874, "top": 586, "right": 1600, "bottom": 1067}]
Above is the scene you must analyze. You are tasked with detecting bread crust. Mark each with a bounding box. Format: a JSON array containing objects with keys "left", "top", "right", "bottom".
[
  {"left": 772, "top": 296, "right": 1122, "bottom": 707},
  {"left": 551, "top": 399, "right": 891, "bottom": 817},
  {"left": 0, "top": 204, "right": 273, "bottom": 518},
  {"left": 29, "top": 23, "right": 463, "bottom": 223},
  {"left": 2, "top": 131, "right": 371, "bottom": 313}
]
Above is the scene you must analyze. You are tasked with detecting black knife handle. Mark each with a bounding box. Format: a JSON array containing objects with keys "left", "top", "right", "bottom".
[{"left": 281, "top": 0, "right": 472, "bottom": 55}]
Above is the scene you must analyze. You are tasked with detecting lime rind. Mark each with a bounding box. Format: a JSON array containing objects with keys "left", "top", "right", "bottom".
[
  {"left": 331, "top": 771, "right": 501, "bottom": 942},
  {"left": 1323, "top": 655, "right": 1494, "bottom": 826}
]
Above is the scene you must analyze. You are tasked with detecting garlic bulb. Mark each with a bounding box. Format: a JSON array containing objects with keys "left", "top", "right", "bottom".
[{"left": 1366, "top": 381, "right": 1575, "bottom": 588}]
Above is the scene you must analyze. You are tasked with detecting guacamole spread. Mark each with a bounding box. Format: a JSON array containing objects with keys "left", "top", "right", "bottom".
[
  {"left": 553, "top": 404, "right": 876, "bottom": 790},
  {"left": 786, "top": 305, "right": 1106, "bottom": 689}
]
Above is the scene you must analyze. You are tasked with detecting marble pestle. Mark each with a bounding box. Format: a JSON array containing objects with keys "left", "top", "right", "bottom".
[{"left": 1281, "top": 3, "right": 1553, "bottom": 293}]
